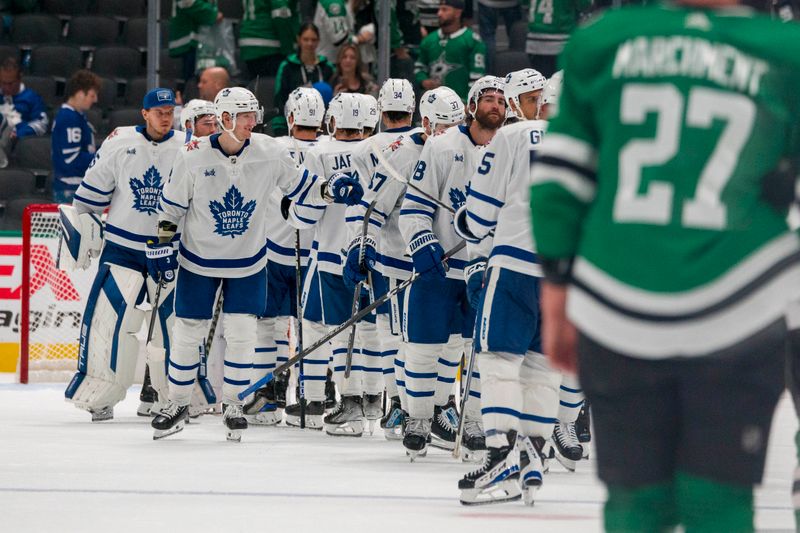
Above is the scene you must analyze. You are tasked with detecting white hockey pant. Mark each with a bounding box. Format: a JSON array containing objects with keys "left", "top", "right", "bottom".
[
  {"left": 433, "top": 334, "right": 464, "bottom": 407},
  {"left": 558, "top": 373, "right": 585, "bottom": 423},
  {"left": 66, "top": 265, "right": 148, "bottom": 411},
  {"left": 299, "top": 319, "right": 334, "bottom": 402}
]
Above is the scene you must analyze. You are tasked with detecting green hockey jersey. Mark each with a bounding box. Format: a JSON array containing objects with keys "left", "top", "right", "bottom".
[
  {"left": 526, "top": 0, "right": 591, "bottom": 55},
  {"left": 414, "top": 27, "right": 486, "bottom": 101},
  {"left": 530, "top": 4, "right": 800, "bottom": 359},
  {"left": 239, "top": 0, "right": 299, "bottom": 60},
  {"left": 169, "top": 0, "right": 219, "bottom": 57}
]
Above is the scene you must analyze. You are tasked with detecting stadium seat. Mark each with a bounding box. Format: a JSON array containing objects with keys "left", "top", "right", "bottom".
[
  {"left": 86, "top": 107, "right": 104, "bottom": 137},
  {"left": 2, "top": 197, "right": 52, "bottom": 231},
  {"left": 42, "top": 0, "right": 91, "bottom": 18},
  {"left": 66, "top": 15, "right": 121, "bottom": 50},
  {"left": 182, "top": 78, "right": 199, "bottom": 100},
  {"left": 23, "top": 76, "right": 59, "bottom": 109},
  {"left": 93, "top": 0, "right": 146, "bottom": 20},
  {"left": 29, "top": 45, "right": 84, "bottom": 82},
  {"left": 10, "top": 15, "right": 63, "bottom": 48},
  {"left": 13, "top": 136, "right": 53, "bottom": 177},
  {"left": 107, "top": 107, "right": 144, "bottom": 131},
  {"left": 124, "top": 17, "right": 169, "bottom": 51},
  {"left": 247, "top": 77, "right": 276, "bottom": 114},
  {"left": 158, "top": 50, "right": 185, "bottom": 81},
  {"left": 125, "top": 77, "right": 178, "bottom": 107},
  {"left": 95, "top": 76, "right": 119, "bottom": 111},
  {"left": 493, "top": 51, "right": 531, "bottom": 76},
  {"left": 0, "top": 44, "right": 20, "bottom": 63},
  {"left": 0, "top": 169, "right": 39, "bottom": 199},
  {"left": 92, "top": 45, "right": 143, "bottom": 79},
  {"left": 509, "top": 21, "right": 527, "bottom": 51},
  {"left": 217, "top": 0, "right": 244, "bottom": 21}
]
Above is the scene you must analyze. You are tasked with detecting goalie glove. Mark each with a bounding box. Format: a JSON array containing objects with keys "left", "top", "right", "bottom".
[
  {"left": 343, "top": 234, "right": 377, "bottom": 290},
  {"left": 58, "top": 204, "right": 103, "bottom": 271},
  {"left": 464, "top": 258, "right": 487, "bottom": 310}
]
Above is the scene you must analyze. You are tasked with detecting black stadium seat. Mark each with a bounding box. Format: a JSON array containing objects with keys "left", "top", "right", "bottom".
[
  {"left": 124, "top": 17, "right": 169, "bottom": 51},
  {"left": 10, "top": 15, "right": 63, "bottom": 48},
  {"left": 217, "top": 0, "right": 244, "bottom": 21},
  {"left": 13, "top": 135, "right": 53, "bottom": 177},
  {"left": 29, "top": 45, "right": 84, "bottom": 82},
  {"left": 509, "top": 21, "right": 527, "bottom": 51},
  {"left": 493, "top": 51, "right": 531, "bottom": 76},
  {"left": 107, "top": 107, "right": 144, "bottom": 131},
  {"left": 92, "top": 45, "right": 143, "bottom": 79},
  {"left": 0, "top": 169, "right": 39, "bottom": 199},
  {"left": 22, "top": 76, "right": 59, "bottom": 109},
  {"left": 66, "top": 15, "right": 121, "bottom": 50},
  {"left": 42, "top": 0, "right": 91, "bottom": 18},
  {"left": 0, "top": 44, "right": 20, "bottom": 63},
  {"left": 92, "top": 0, "right": 146, "bottom": 20},
  {"left": 2, "top": 197, "right": 52, "bottom": 231},
  {"left": 96, "top": 76, "right": 120, "bottom": 111},
  {"left": 158, "top": 50, "right": 185, "bottom": 81}
]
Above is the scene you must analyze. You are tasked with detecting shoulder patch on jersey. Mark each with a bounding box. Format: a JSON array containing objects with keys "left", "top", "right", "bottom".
[
  {"left": 449, "top": 187, "right": 466, "bottom": 211},
  {"left": 186, "top": 139, "right": 201, "bottom": 151},
  {"left": 126, "top": 148, "right": 136, "bottom": 155},
  {"left": 130, "top": 166, "right": 164, "bottom": 215},
  {"left": 209, "top": 185, "right": 257, "bottom": 238},
  {"left": 328, "top": 2, "right": 342, "bottom": 15},
  {"left": 204, "top": 168, "right": 216, "bottom": 177},
  {"left": 388, "top": 138, "right": 403, "bottom": 151},
  {"left": 454, "top": 153, "right": 464, "bottom": 162}
]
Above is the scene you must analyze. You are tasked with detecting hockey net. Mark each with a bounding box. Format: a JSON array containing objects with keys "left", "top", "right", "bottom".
[{"left": 20, "top": 204, "right": 98, "bottom": 383}]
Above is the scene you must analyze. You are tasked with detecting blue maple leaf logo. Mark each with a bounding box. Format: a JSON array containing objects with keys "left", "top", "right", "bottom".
[
  {"left": 209, "top": 185, "right": 257, "bottom": 238},
  {"left": 130, "top": 165, "right": 163, "bottom": 215},
  {"left": 449, "top": 187, "right": 466, "bottom": 211}
]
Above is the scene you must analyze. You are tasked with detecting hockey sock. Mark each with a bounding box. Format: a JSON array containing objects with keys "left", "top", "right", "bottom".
[
  {"left": 519, "top": 352, "right": 560, "bottom": 438},
  {"left": 358, "top": 321, "right": 384, "bottom": 395},
  {"left": 433, "top": 334, "right": 463, "bottom": 406},
  {"left": 297, "top": 319, "right": 330, "bottom": 402},
  {"left": 604, "top": 482, "right": 678, "bottom": 533},
  {"left": 462, "top": 340, "right": 482, "bottom": 420},
  {"left": 377, "top": 315, "right": 399, "bottom": 398},
  {"left": 276, "top": 318, "right": 290, "bottom": 367},
  {"left": 169, "top": 318, "right": 211, "bottom": 405},
  {"left": 479, "top": 351, "right": 522, "bottom": 448},
  {"left": 395, "top": 343, "right": 408, "bottom": 411},
  {"left": 675, "top": 471, "right": 754, "bottom": 533},
  {"left": 254, "top": 317, "right": 278, "bottom": 385},
  {"left": 404, "top": 342, "right": 438, "bottom": 419},
  {"left": 221, "top": 313, "right": 256, "bottom": 405},
  {"left": 557, "top": 373, "right": 584, "bottom": 424}
]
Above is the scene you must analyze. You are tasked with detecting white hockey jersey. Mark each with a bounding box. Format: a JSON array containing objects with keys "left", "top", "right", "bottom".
[
  {"left": 158, "top": 133, "right": 325, "bottom": 278},
  {"left": 268, "top": 136, "right": 317, "bottom": 268},
  {"left": 293, "top": 137, "right": 363, "bottom": 276},
  {"left": 466, "top": 119, "right": 547, "bottom": 277},
  {"left": 74, "top": 126, "right": 185, "bottom": 251},
  {"left": 399, "top": 125, "right": 488, "bottom": 280}
]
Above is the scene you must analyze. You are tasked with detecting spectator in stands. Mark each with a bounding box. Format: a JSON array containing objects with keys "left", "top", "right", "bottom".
[
  {"left": 239, "top": 0, "right": 300, "bottom": 78},
  {"left": 0, "top": 57, "right": 47, "bottom": 168},
  {"left": 197, "top": 66, "right": 231, "bottom": 101},
  {"left": 313, "top": 0, "right": 353, "bottom": 68},
  {"left": 272, "top": 23, "right": 335, "bottom": 136},
  {"left": 414, "top": 0, "right": 486, "bottom": 102},
  {"left": 51, "top": 70, "right": 100, "bottom": 204},
  {"left": 329, "top": 44, "right": 378, "bottom": 97},
  {"left": 477, "top": 0, "right": 521, "bottom": 74},
  {"left": 526, "top": 0, "right": 590, "bottom": 77},
  {"left": 169, "top": 0, "right": 223, "bottom": 81}
]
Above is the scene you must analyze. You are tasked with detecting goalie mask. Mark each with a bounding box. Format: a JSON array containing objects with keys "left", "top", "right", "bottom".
[
  {"left": 214, "top": 87, "right": 264, "bottom": 141},
  {"left": 287, "top": 87, "right": 325, "bottom": 129},
  {"left": 503, "top": 68, "right": 546, "bottom": 120},
  {"left": 378, "top": 78, "right": 415, "bottom": 114},
  {"left": 467, "top": 75, "right": 505, "bottom": 119},
  {"left": 419, "top": 87, "right": 465, "bottom": 133}
]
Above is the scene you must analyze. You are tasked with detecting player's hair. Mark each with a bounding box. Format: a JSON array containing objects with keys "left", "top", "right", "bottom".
[
  {"left": 383, "top": 110, "right": 411, "bottom": 123},
  {"left": 336, "top": 128, "right": 361, "bottom": 136},
  {"left": 0, "top": 56, "right": 20, "bottom": 74},
  {"left": 65, "top": 70, "right": 102, "bottom": 98},
  {"left": 297, "top": 22, "right": 320, "bottom": 39},
  {"left": 293, "top": 124, "right": 318, "bottom": 133}
]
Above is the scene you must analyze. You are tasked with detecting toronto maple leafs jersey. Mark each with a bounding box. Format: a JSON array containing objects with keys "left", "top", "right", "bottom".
[
  {"left": 399, "top": 125, "right": 488, "bottom": 280},
  {"left": 158, "top": 133, "right": 326, "bottom": 278},
  {"left": 293, "top": 137, "right": 363, "bottom": 276},
  {"left": 268, "top": 135, "right": 316, "bottom": 268},
  {"left": 51, "top": 104, "right": 96, "bottom": 195},
  {"left": 346, "top": 127, "right": 424, "bottom": 279},
  {"left": 466, "top": 119, "right": 547, "bottom": 277},
  {"left": 73, "top": 126, "right": 185, "bottom": 251}
]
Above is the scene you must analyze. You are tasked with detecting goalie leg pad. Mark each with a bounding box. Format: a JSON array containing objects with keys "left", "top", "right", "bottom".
[
  {"left": 58, "top": 204, "right": 103, "bottom": 271},
  {"left": 558, "top": 373, "right": 585, "bottom": 424},
  {"left": 434, "top": 334, "right": 463, "bottom": 406},
  {"left": 65, "top": 264, "right": 146, "bottom": 411},
  {"left": 404, "top": 342, "right": 439, "bottom": 420},
  {"left": 169, "top": 318, "right": 210, "bottom": 405},
  {"left": 480, "top": 351, "right": 523, "bottom": 448},
  {"left": 222, "top": 313, "right": 257, "bottom": 405},
  {"left": 519, "top": 352, "right": 561, "bottom": 438}
]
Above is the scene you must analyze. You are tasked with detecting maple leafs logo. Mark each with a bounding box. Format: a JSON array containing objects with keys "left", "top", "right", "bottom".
[
  {"left": 209, "top": 185, "right": 257, "bottom": 238},
  {"left": 449, "top": 187, "right": 466, "bottom": 212},
  {"left": 130, "top": 166, "right": 163, "bottom": 215}
]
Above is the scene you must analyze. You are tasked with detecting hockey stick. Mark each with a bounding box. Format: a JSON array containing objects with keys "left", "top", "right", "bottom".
[
  {"left": 453, "top": 342, "right": 477, "bottom": 459},
  {"left": 344, "top": 199, "right": 377, "bottom": 378},
  {"left": 144, "top": 275, "right": 170, "bottom": 404},
  {"left": 238, "top": 239, "right": 468, "bottom": 400},
  {"left": 197, "top": 289, "right": 222, "bottom": 405},
  {"left": 295, "top": 228, "right": 306, "bottom": 428}
]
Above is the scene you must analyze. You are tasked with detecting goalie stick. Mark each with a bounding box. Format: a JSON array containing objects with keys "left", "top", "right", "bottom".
[{"left": 238, "top": 239, "right": 467, "bottom": 400}]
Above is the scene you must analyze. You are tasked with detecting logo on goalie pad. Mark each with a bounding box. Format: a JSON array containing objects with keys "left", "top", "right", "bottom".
[
  {"left": 130, "top": 166, "right": 164, "bottom": 215},
  {"left": 209, "top": 185, "right": 256, "bottom": 238}
]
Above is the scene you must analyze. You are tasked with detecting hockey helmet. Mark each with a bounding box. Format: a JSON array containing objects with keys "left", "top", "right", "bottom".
[
  {"left": 419, "top": 86, "right": 465, "bottom": 133},
  {"left": 179, "top": 99, "right": 216, "bottom": 130},
  {"left": 359, "top": 93, "right": 379, "bottom": 130},
  {"left": 287, "top": 87, "right": 325, "bottom": 129},
  {"left": 327, "top": 93, "right": 364, "bottom": 134},
  {"left": 542, "top": 70, "right": 564, "bottom": 117},
  {"left": 467, "top": 75, "right": 505, "bottom": 118},
  {"left": 378, "top": 78, "right": 415, "bottom": 114},
  {"left": 503, "top": 68, "right": 546, "bottom": 120},
  {"left": 214, "top": 87, "right": 264, "bottom": 132}
]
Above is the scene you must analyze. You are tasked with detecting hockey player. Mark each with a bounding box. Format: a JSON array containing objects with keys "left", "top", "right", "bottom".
[
  {"left": 398, "top": 76, "right": 505, "bottom": 460},
  {"left": 284, "top": 92, "right": 371, "bottom": 436},
  {"left": 530, "top": 4, "right": 800, "bottom": 530},
  {"left": 345, "top": 85, "right": 466, "bottom": 440},
  {"left": 452, "top": 68, "right": 559, "bottom": 505},
  {"left": 62, "top": 88, "right": 184, "bottom": 422},
  {"left": 359, "top": 93, "right": 379, "bottom": 137},
  {"left": 314, "top": 0, "right": 354, "bottom": 65},
  {"left": 245, "top": 87, "right": 323, "bottom": 426},
  {"left": 150, "top": 87, "right": 362, "bottom": 441},
  {"left": 179, "top": 99, "right": 218, "bottom": 138}
]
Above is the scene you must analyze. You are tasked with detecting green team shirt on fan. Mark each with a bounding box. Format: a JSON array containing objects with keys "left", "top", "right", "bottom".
[
  {"left": 414, "top": 27, "right": 486, "bottom": 101},
  {"left": 526, "top": 0, "right": 591, "bottom": 55},
  {"left": 239, "top": 0, "right": 299, "bottom": 60},
  {"left": 530, "top": 4, "right": 800, "bottom": 359},
  {"left": 168, "top": 0, "right": 219, "bottom": 57}
]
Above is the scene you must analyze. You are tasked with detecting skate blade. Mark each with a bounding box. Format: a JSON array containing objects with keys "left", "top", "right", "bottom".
[
  {"left": 226, "top": 429, "right": 243, "bottom": 442},
  {"left": 324, "top": 420, "right": 364, "bottom": 437},
  {"left": 521, "top": 485, "right": 539, "bottom": 506},
  {"left": 246, "top": 413, "right": 282, "bottom": 426},
  {"left": 406, "top": 447, "right": 428, "bottom": 462},
  {"left": 91, "top": 411, "right": 113, "bottom": 422},
  {"left": 367, "top": 419, "right": 376, "bottom": 436},
  {"left": 382, "top": 427, "right": 403, "bottom": 441},
  {"left": 137, "top": 401, "right": 154, "bottom": 417},
  {"left": 553, "top": 451, "right": 577, "bottom": 472},
  {"left": 153, "top": 421, "right": 185, "bottom": 440},
  {"left": 243, "top": 397, "right": 273, "bottom": 416},
  {"left": 285, "top": 415, "right": 323, "bottom": 429},
  {"left": 461, "top": 449, "right": 487, "bottom": 463},
  {"left": 459, "top": 482, "right": 522, "bottom": 506},
  {"left": 429, "top": 435, "right": 456, "bottom": 451}
]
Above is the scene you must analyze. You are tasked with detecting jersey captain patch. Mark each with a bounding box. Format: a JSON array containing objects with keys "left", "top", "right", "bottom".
[
  {"left": 130, "top": 165, "right": 163, "bottom": 215},
  {"left": 209, "top": 185, "right": 257, "bottom": 238}
]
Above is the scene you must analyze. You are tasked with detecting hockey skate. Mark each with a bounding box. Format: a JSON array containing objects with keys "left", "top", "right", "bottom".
[
  {"left": 430, "top": 401, "right": 458, "bottom": 450},
  {"left": 324, "top": 376, "right": 337, "bottom": 409},
  {"left": 403, "top": 417, "right": 431, "bottom": 461},
  {"left": 274, "top": 371, "right": 289, "bottom": 409},
  {"left": 243, "top": 384, "right": 282, "bottom": 426},
  {"left": 152, "top": 402, "right": 189, "bottom": 440},
  {"left": 285, "top": 401, "right": 324, "bottom": 429},
  {"left": 552, "top": 422, "right": 583, "bottom": 472},
  {"left": 89, "top": 406, "right": 113, "bottom": 422},
  {"left": 363, "top": 393, "right": 382, "bottom": 435},
  {"left": 222, "top": 404, "right": 248, "bottom": 442},
  {"left": 575, "top": 402, "right": 591, "bottom": 459},
  {"left": 518, "top": 436, "right": 545, "bottom": 506},
  {"left": 137, "top": 370, "right": 158, "bottom": 417},
  {"left": 324, "top": 395, "right": 364, "bottom": 437},
  {"left": 380, "top": 396, "right": 405, "bottom": 441},
  {"left": 461, "top": 418, "right": 487, "bottom": 462},
  {"left": 459, "top": 431, "right": 521, "bottom": 506}
]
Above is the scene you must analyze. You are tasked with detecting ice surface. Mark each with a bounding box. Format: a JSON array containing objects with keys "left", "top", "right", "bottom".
[{"left": 0, "top": 385, "right": 796, "bottom": 533}]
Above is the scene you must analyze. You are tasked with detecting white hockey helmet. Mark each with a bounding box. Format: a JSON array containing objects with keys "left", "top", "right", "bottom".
[
  {"left": 287, "top": 87, "right": 325, "bottom": 129},
  {"left": 327, "top": 92, "right": 364, "bottom": 134},
  {"left": 359, "top": 93, "right": 379, "bottom": 130},
  {"left": 542, "top": 70, "right": 564, "bottom": 116},
  {"left": 467, "top": 75, "right": 505, "bottom": 118},
  {"left": 419, "top": 86, "right": 465, "bottom": 133},
  {"left": 378, "top": 78, "right": 415, "bottom": 114},
  {"left": 503, "top": 68, "right": 546, "bottom": 120},
  {"left": 214, "top": 87, "right": 263, "bottom": 138},
  {"left": 179, "top": 99, "right": 216, "bottom": 130}
]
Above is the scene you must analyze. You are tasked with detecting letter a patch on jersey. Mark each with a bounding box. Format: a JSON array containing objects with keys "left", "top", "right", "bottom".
[
  {"left": 209, "top": 185, "right": 256, "bottom": 238},
  {"left": 130, "top": 166, "right": 163, "bottom": 215}
]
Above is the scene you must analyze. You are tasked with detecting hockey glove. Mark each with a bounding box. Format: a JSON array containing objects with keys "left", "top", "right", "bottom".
[
  {"left": 409, "top": 231, "right": 446, "bottom": 280},
  {"left": 453, "top": 205, "right": 480, "bottom": 244},
  {"left": 327, "top": 172, "right": 364, "bottom": 206},
  {"left": 146, "top": 241, "right": 178, "bottom": 283},
  {"left": 464, "top": 258, "right": 487, "bottom": 309},
  {"left": 343, "top": 235, "right": 378, "bottom": 290}
]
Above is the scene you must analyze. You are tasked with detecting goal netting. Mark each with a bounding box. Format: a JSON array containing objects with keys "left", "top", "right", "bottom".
[{"left": 20, "top": 204, "right": 98, "bottom": 383}]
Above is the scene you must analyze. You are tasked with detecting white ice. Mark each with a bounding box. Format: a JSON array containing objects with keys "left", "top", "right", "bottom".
[{"left": 0, "top": 384, "right": 796, "bottom": 533}]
